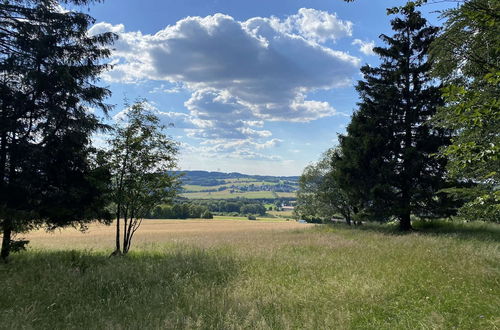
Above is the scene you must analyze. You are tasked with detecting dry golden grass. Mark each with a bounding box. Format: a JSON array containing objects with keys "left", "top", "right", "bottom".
[{"left": 24, "top": 218, "right": 314, "bottom": 251}]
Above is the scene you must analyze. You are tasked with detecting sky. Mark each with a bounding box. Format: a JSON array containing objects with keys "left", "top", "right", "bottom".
[{"left": 82, "top": 0, "right": 453, "bottom": 176}]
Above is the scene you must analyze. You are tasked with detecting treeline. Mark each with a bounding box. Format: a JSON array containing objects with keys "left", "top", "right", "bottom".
[
  {"left": 148, "top": 199, "right": 267, "bottom": 219},
  {"left": 149, "top": 204, "right": 213, "bottom": 219},
  {"left": 295, "top": 2, "right": 499, "bottom": 229}
]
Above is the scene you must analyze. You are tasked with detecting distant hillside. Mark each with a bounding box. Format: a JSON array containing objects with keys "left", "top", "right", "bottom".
[{"left": 176, "top": 170, "right": 299, "bottom": 200}]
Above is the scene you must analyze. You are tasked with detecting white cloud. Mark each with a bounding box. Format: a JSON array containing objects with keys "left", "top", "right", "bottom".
[
  {"left": 91, "top": 9, "right": 361, "bottom": 159},
  {"left": 352, "top": 39, "right": 376, "bottom": 56},
  {"left": 281, "top": 8, "right": 353, "bottom": 44}
]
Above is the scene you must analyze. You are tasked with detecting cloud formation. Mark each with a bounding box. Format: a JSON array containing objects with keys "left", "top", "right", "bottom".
[
  {"left": 91, "top": 9, "right": 360, "bottom": 159},
  {"left": 281, "top": 8, "right": 353, "bottom": 44}
]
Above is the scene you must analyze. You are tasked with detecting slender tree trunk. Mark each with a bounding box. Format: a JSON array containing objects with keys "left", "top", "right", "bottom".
[
  {"left": 343, "top": 211, "right": 352, "bottom": 226},
  {"left": 113, "top": 209, "right": 121, "bottom": 255},
  {"left": 113, "top": 143, "right": 130, "bottom": 256},
  {"left": 1, "top": 218, "right": 12, "bottom": 262},
  {"left": 122, "top": 207, "right": 128, "bottom": 254},
  {"left": 124, "top": 208, "right": 135, "bottom": 254},
  {"left": 400, "top": 210, "right": 412, "bottom": 231}
]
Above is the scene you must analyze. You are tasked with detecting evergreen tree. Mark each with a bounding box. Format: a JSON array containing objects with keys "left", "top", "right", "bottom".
[
  {"left": 336, "top": 7, "right": 453, "bottom": 230},
  {"left": 0, "top": 0, "right": 116, "bottom": 260}
]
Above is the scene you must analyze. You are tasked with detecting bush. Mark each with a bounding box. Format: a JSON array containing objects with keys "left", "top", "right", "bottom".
[
  {"left": 247, "top": 215, "right": 256, "bottom": 220},
  {"left": 201, "top": 210, "right": 213, "bottom": 219}
]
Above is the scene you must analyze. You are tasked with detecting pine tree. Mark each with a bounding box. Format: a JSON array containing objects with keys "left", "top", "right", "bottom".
[
  {"left": 0, "top": 0, "right": 116, "bottom": 260},
  {"left": 336, "top": 6, "right": 453, "bottom": 230}
]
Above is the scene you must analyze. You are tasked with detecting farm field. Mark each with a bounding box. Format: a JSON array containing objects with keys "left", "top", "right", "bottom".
[
  {"left": 20, "top": 218, "right": 308, "bottom": 250},
  {"left": 1, "top": 220, "right": 499, "bottom": 329},
  {"left": 181, "top": 190, "right": 296, "bottom": 199},
  {"left": 180, "top": 171, "right": 298, "bottom": 200}
]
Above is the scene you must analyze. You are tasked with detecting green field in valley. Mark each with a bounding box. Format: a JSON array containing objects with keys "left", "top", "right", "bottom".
[
  {"left": 182, "top": 190, "right": 296, "bottom": 199},
  {"left": 180, "top": 171, "right": 298, "bottom": 200}
]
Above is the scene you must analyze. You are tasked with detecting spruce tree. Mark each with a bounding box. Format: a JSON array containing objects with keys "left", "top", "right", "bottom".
[
  {"left": 336, "top": 6, "right": 453, "bottom": 230},
  {"left": 0, "top": 0, "right": 116, "bottom": 260}
]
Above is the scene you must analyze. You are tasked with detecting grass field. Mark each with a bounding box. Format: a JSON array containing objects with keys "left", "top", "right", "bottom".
[
  {"left": 183, "top": 181, "right": 279, "bottom": 192},
  {"left": 181, "top": 190, "right": 296, "bottom": 199},
  {"left": 1, "top": 220, "right": 499, "bottom": 329},
  {"left": 182, "top": 190, "right": 284, "bottom": 199},
  {"left": 268, "top": 210, "right": 295, "bottom": 218}
]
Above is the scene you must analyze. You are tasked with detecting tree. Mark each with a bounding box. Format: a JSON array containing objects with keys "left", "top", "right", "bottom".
[
  {"left": 0, "top": 0, "right": 116, "bottom": 260},
  {"left": 336, "top": 7, "right": 454, "bottom": 230},
  {"left": 295, "top": 148, "right": 354, "bottom": 225},
  {"left": 430, "top": 0, "right": 500, "bottom": 222},
  {"left": 108, "top": 101, "right": 179, "bottom": 255}
]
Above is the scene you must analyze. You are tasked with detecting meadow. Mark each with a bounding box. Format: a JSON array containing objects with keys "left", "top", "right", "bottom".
[
  {"left": 180, "top": 174, "right": 298, "bottom": 200},
  {"left": 0, "top": 219, "right": 498, "bottom": 329},
  {"left": 181, "top": 191, "right": 296, "bottom": 199}
]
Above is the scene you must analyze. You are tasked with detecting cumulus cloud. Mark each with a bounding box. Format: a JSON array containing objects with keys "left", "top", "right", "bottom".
[
  {"left": 281, "top": 8, "right": 353, "bottom": 44},
  {"left": 182, "top": 140, "right": 283, "bottom": 162},
  {"left": 352, "top": 39, "right": 376, "bottom": 56},
  {"left": 91, "top": 9, "right": 361, "bottom": 157}
]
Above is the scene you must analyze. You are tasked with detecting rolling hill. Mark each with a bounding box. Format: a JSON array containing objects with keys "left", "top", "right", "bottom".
[{"left": 177, "top": 170, "right": 299, "bottom": 200}]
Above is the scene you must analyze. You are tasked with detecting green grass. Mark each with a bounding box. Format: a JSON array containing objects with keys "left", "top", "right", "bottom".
[
  {"left": 183, "top": 181, "right": 281, "bottom": 193},
  {"left": 213, "top": 215, "right": 292, "bottom": 222},
  {"left": 1, "top": 221, "right": 499, "bottom": 329},
  {"left": 268, "top": 210, "right": 295, "bottom": 218},
  {"left": 182, "top": 190, "right": 278, "bottom": 199}
]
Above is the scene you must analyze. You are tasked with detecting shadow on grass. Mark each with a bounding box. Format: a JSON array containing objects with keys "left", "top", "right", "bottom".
[{"left": 328, "top": 220, "right": 500, "bottom": 242}]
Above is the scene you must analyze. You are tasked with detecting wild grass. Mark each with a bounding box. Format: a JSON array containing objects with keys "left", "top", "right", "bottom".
[{"left": 0, "top": 220, "right": 498, "bottom": 329}]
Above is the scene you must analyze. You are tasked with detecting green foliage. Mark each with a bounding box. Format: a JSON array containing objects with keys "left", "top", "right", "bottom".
[
  {"left": 107, "top": 101, "right": 179, "bottom": 253},
  {"left": 295, "top": 148, "right": 353, "bottom": 224},
  {"left": 0, "top": 0, "right": 116, "bottom": 259},
  {"left": 149, "top": 202, "right": 215, "bottom": 219},
  {"left": 200, "top": 210, "right": 213, "bottom": 219},
  {"left": 336, "top": 8, "right": 456, "bottom": 230},
  {"left": 430, "top": 0, "right": 500, "bottom": 222}
]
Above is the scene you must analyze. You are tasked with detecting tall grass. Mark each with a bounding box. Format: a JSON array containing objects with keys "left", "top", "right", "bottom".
[{"left": 0, "top": 221, "right": 498, "bottom": 329}]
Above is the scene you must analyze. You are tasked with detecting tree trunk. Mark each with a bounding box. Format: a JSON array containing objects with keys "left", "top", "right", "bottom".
[
  {"left": 1, "top": 218, "right": 13, "bottom": 262},
  {"left": 114, "top": 210, "right": 121, "bottom": 255},
  {"left": 399, "top": 211, "right": 412, "bottom": 231},
  {"left": 122, "top": 207, "right": 129, "bottom": 254},
  {"left": 343, "top": 212, "right": 352, "bottom": 226}
]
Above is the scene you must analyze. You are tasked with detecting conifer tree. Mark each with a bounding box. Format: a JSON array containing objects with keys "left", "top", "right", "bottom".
[
  {"left": 0, "top": 0, "right": 116, "bottom": 260},
  {"left": 336, "top": 6, "right": 453, "bottom": 230}
]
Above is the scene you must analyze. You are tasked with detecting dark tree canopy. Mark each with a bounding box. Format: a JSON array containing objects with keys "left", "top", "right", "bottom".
[
  {"left": 0, "top": 0, "right": 116, "bottom": 260},
  {"left": 336, "top": 7, "right": 455, "bottom": 230}
]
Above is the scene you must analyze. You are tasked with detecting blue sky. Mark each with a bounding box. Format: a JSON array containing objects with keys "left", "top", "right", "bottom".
[{"left": 85, "top": 0, "right": 453, "bottom": 176}]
